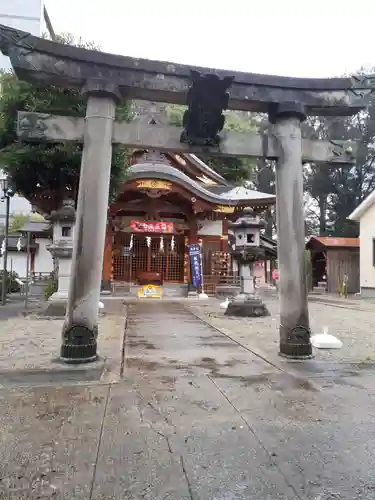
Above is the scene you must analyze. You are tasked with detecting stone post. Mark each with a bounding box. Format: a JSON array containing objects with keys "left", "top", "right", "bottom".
[
  {"left": 44, "top": 199, "right": 75, "bottom": 317},
  {"left": 240, "top": 263, "right": 254, "bottom": 295},
  {"left": 270, "top": 102, "right": 312, "bottom": 359},
  {"left": 61, "top": 79, "right": 119, "bottom": 363}
]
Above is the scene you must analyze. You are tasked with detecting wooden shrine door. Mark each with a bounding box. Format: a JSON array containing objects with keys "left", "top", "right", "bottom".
[{"left": 112, "top": 233, "right": 185, "bottom": 283}]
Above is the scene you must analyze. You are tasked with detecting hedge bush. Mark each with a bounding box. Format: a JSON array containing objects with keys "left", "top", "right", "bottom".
[
  {"left": 43, "top": 278, "right": 58, "bottom": 301},
  {"left": 0, "top": 270, "right": 21, "bottom": 294}
]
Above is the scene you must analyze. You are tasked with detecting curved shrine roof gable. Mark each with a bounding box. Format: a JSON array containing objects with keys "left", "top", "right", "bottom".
[
  {"left": 131, "top": 149, "right": 228, "bottom": 187},
  {"left": 133, "top": 150, "right": 173, "bottom": 166},
  {"left": 126, "top": 162, "right": 275, "bottom": 207}
]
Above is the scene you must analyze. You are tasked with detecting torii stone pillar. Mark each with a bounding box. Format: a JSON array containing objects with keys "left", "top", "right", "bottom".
[
  {"left": 271, "top": 103, "right": 312, "bottom": 359},
  {"left": 61, "top": 79, "right": 119, "bottom": 363}
]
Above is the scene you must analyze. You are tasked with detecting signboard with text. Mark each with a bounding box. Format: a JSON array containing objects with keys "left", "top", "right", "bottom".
[
  {"left": 188, "top": 244, "right": 202, "bottom": 288},
  {"left": 130, "top": 220, "right": 174, "bottom": 233},
  {"left": 138, "top": 284, "right": 163, "bottom": 299}
]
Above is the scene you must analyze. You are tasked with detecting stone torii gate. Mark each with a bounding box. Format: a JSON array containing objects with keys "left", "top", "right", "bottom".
[{"left": 0, "top": 24, "right": 373, "bottom": 363}]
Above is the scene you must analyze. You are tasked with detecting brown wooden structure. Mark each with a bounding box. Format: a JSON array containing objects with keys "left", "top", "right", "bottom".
[
  {"left": 104, "top": 150, "right": 275, "bottom": 289},
  {"left": 306, "top": 236, "right": 360, "bottom": 294}
]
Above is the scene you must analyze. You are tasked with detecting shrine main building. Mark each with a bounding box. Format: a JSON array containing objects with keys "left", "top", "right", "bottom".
[{"left": 102, "top": 149, "right": 275, "bottom": 292}]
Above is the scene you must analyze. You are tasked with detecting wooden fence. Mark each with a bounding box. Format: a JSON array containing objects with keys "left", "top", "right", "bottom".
[{"left": 203, "top": 274, "right": 240, "bottom": 297}]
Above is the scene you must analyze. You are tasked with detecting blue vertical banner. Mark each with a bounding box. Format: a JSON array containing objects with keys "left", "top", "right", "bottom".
[{"left": 188, "top": 244, "right": 202, "bottom": 287}]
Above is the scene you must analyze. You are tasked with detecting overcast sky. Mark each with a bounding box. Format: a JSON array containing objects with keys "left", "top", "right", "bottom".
[
  {"left": 3, "top": 0, "right": 375, "bottom": 216},
  {"left": 45, "top": 0, "right": 375, "bottom": 78}
]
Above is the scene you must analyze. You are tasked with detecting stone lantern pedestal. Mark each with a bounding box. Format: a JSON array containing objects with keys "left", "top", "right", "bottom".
[
  {"left": 43, "top": 200, "right": 75, "bottom": 317},
  {"left": 225, "top": 213, "right": 270, "bottom": 317}
]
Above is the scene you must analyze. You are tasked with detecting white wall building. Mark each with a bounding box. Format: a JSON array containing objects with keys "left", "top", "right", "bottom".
[
  {"left": 0, "top": 0, "right": 55, "bottom": 227},
  {"left": 348, "top": 191, "right": 375, "bottom": 297},
  {"left": 0, "top": 236, "right": 54, "bottom": 278},
  {"left": 0, "top": 0, "right": 54, "bottom": 71},
  {"left": 0, "top": 221, "right": 54, "bottom": 278}
]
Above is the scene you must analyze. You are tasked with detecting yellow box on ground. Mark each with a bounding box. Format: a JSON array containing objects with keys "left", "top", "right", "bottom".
[{"left": 138, "top": 284, "right": 163, "bottom": 299}]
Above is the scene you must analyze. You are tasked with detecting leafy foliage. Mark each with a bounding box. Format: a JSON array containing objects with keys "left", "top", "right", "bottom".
[
  {"left": 7, "top": 212, "right": 45, "bottom": 234},
  {"left": 43, "top": 278, "right": 58, "bottom": 301},
  {"left": 0, "top": 35, "right": 133, "bottom": 213},
  {"left": 0, "top": 270, "right": 21, "bottom": 294},
  {"left": 303, "top": 73, "right": 375, "bottom": 238},
  {"left": 203, "top": 156, "right": 254, "bottom": 185}
]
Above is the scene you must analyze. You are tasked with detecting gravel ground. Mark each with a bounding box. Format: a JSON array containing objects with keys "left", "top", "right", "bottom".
[
  {"left": 187, "top": 296, "right": 375, "bottom": 364},
  {"left": 0, "top": 302, "right": 126, "bottom": 372}
]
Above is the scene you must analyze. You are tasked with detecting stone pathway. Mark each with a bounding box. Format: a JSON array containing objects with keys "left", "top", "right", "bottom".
[
  {"left": 1, "top": 300, "right": 375, "bottom": 499},
  {"left": 124, "top": 300, "right": 275, "bottom": 378}
]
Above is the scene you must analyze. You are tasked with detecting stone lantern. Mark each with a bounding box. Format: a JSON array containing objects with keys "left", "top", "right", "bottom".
[
  {"left": 44, "top": 199, "right": 75, "bottom": 316},
  {"left": 225, "top": 210, "right": 270, "bottom": 317}
]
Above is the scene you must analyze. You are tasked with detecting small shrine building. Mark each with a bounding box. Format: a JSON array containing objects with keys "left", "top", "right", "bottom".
[{"left": 103, "top": 150, "right": 275, "bottom": 291}]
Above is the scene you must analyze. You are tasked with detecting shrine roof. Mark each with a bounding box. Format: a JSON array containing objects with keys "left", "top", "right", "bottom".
[
  {"left": 217, "top": 185, "right": 273, "bottom": 201},
  {"left": 18, "top": 221, "right": 51, "bottom": 234},
  {"left": 180, "top": 154, "right": 229, "bottom": 186},
  {"left": 200, "top": 183, "right": 274, "bottom": 200},
  {"left": 127, "top": 163, "right": 275, "bottom": 206},
  {"left": 306, "top": 236, "right": 359, "bottom": 249},
  {"left": 228, "top": 232, "right": 277, "bottom": 257},
  {"left": 132, "top": 150, "right": 229, "bottom": 186}
]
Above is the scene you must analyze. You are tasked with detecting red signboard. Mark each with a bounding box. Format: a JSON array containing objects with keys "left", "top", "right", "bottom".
[{"left": 130, "top": 220, "right": 174, "bottom": 233}]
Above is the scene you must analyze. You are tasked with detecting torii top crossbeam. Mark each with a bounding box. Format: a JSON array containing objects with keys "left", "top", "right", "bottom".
[{"left": 0, "top": 24, "right": 374, "bottom": 116}]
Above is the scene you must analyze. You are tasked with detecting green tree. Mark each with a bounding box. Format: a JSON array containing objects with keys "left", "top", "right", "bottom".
[
  {"left": 0, "top": 34, "right": 133, "bottom": 214},
  {"left": 8, "top": 213, "right": 30, "bottom": 234},
  {"left": 302, "top": 117, "right": 337, "bottom": 234},
  {"left": 254, "top": 159, "right": 276, "bottom": 237},
  {"left": 302, "top": 68, "right": 375, "bottom": 237},
  {"left": 251, "top": 118, "right": 276, "bottom": 237},
  {"left": 8, "top": 212, "right": 45, "bottom": 234}
]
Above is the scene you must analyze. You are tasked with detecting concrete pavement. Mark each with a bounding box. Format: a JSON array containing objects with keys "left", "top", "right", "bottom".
[
  {"left": 1, "top": 300, "right": 375, "bottom": 498},
  {"left": 0, "top": 290, "right": 43, "bottom": 322},
  {"left": 0, "top": 298, "right": 36, "bottom": 321}
]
